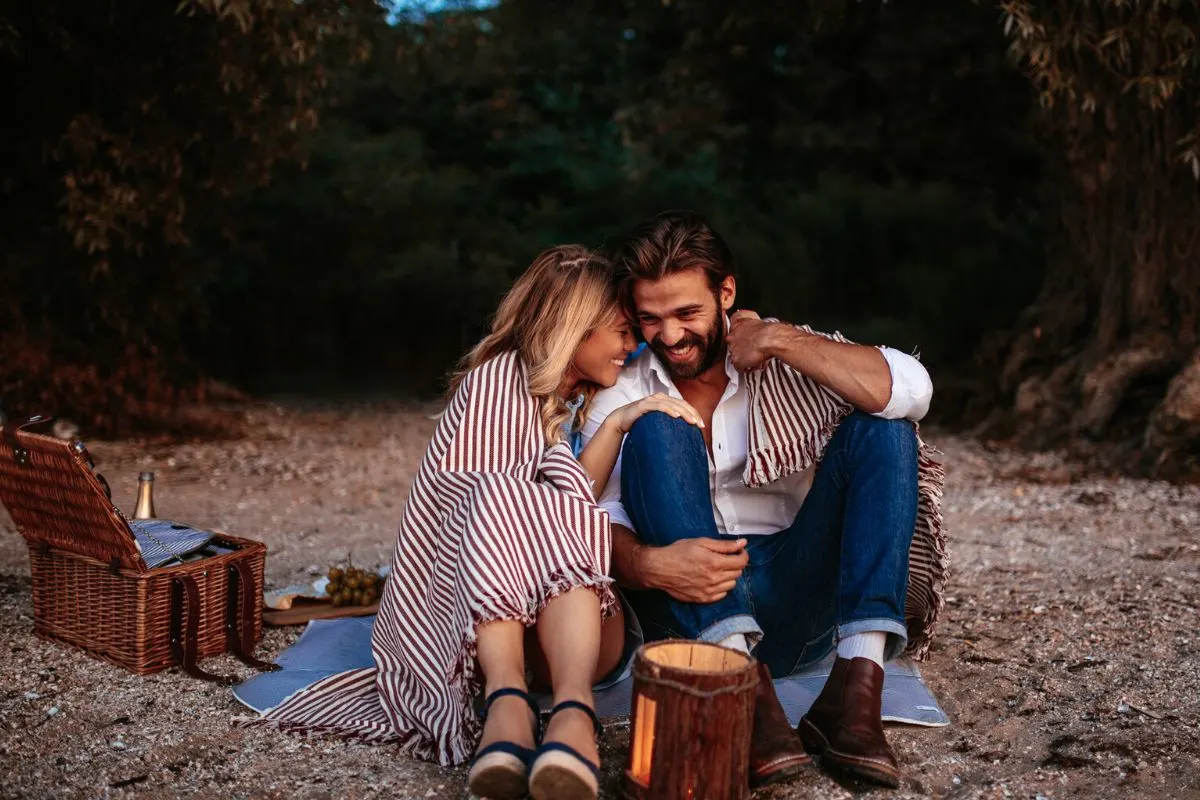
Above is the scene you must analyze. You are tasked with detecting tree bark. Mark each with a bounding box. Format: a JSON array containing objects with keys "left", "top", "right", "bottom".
[{"left": 985, "top": 0, "right": 1200, "bottom": 478}]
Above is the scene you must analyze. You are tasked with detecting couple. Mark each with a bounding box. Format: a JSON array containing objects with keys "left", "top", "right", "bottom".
[{"left": 254, "top": 211, "right": 946, "bottom": 799}]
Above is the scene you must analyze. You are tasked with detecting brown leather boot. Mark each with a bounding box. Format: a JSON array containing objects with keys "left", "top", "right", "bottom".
[
  {"left": 749, "top": 662, "right": 811, "bottom": 787},
  {"left": 797, "top": 657, "right": 901, "bottom": 788}
]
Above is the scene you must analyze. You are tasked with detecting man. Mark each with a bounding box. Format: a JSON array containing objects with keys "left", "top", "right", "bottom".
[{"left": 581, "top": 210, "right": 936, "bottom": 789}]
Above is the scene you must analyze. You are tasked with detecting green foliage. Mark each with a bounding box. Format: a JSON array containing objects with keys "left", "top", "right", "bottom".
[
  {"left": 0, "top": 0, "right": 378, "bottom": 430},
  {"left": 994, "top": 0, "right": 1200, "bottom": 363},
  {"left": 1001, "top": 0, "right": 1200, "bottom": 174},
  {"left": 205, "top": 0, "right": 1044, "bottom": 396},
  {"left": 2, "top": 0, "right": 1046, "bottom": 428}
]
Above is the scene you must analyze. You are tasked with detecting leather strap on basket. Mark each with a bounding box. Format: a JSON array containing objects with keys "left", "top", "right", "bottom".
[
  {"left": 225, "top": 560, "right": 280, "bottom": 673},
  {"left": 169, "top": 576, "right": 236, "bottom": 685}
]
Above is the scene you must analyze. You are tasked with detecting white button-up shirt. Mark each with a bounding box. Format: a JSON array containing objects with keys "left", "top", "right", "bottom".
[{"left": 581, "top": 346, "right": 932, "bottom": 536}]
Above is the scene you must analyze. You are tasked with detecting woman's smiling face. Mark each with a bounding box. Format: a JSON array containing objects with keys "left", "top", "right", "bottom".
[{"left": 570, "top": 310, "right": 638, "bottom": 389}]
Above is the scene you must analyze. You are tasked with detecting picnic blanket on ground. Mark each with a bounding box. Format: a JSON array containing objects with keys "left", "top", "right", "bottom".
[
  {"left": 243, "top": 352, "right": 616, "bottom": 766},
  {"left": 742, "top": 324, "right": 947, "bottom": 659},
  {"left": 234, "top": 616, "right": 950, "bottom": 727}
]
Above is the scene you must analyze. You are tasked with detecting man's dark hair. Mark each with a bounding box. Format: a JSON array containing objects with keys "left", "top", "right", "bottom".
[{"left": 614, "top": 210, "right": 736, "bottom": 315}]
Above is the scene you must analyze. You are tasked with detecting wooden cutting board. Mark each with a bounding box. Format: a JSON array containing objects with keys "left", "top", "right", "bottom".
[{"left": 262, "top": 599, "right": 380, "bottom": 627}]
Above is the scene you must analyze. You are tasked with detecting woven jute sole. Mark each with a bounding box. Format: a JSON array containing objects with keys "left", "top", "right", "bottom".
[
  {"left": 466, "top": 752, "right": 528, "bottom": 800},
  {"left": 528, "top": 751, "right": 598, "bottom": 800}
]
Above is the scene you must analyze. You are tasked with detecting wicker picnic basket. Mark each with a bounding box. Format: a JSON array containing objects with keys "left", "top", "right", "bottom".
[{"left": 0, "top": 415, "right": 278, "bottom": 683}]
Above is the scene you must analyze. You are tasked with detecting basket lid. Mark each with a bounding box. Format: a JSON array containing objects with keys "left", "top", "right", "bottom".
[{"left": 0, "top": 418, "right": 146, "bottom": 571}]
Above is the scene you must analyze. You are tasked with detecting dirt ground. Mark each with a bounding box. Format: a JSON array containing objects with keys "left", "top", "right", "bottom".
[{"left": 1, "top": 401, "right": 1197, "bottom": 799}]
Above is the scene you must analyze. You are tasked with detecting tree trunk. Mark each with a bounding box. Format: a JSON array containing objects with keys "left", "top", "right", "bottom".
[{"left": 985, "top": 27, "right": 1200, "bottom": 478}]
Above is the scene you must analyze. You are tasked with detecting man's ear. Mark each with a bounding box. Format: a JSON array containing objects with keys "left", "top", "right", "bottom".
[{"left": 719, "top": 276, "right": 736, "bottom": 313}]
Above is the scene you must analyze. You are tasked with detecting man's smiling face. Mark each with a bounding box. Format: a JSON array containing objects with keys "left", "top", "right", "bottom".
[{"left": 632, "top": 267, "right": 736, "bottom": 380}]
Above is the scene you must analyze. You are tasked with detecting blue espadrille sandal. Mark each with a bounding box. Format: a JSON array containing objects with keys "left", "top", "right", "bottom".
[
  {"left": 528, "top": 699, "right": 601, "bottom": 800},
  {"left": 466, "top": 687, "right": 541, "bottom": 800}
]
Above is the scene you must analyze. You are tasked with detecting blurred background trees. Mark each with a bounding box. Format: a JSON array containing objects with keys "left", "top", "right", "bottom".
[
  {"left": 1, "top": 0, "right": 1196, "bottom": 476},
  {"left": 0, "top": 0, "right": 380, "bottom": 431}
]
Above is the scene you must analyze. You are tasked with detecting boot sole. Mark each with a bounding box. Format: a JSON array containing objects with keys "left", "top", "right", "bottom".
[
  {"left": 797, "top": 717, "right": 901, "bottom": 789},
  {"left": 749, "top": 752, "right": 812, "bottom": 788}
]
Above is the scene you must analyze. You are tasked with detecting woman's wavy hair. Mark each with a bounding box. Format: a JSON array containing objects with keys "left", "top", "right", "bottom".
[{"left": 448, "top": 245, "right": 619, "bottom": 444}]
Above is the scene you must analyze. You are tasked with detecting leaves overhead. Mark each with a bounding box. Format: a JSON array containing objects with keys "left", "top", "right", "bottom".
[{"left": 3, "top": 0, "right": 1046, "bottom": 434}]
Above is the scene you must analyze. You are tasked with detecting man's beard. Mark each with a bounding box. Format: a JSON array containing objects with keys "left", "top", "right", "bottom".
[{"left": 649, "top": 318, "right": 725, "bottom": 380}]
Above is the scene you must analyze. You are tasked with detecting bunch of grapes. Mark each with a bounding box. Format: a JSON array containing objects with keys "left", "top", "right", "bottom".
[{"left": 325, "top": 565, "right": 384, "bottom": 607}]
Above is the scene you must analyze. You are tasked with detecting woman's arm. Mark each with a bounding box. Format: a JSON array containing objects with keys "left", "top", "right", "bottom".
[
  {"left": 577, "top": 393, "right": 703, "bottom": 497},
  {"left": 576, "top": 414, "right": 626, "bottom": 498}
]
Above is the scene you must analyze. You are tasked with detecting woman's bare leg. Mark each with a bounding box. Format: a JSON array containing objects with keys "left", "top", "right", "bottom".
[
  {"left": 475, "top": 619, "right": 537, "bottom": 752},
  {"left": 534, "top": 588, "right": 604, "bottom": 766},
  {"left": 526, "top": 602, "right": 625, "bottom": 692}
]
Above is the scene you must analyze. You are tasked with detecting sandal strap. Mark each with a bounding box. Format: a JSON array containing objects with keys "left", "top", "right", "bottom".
[
  {"left": 533, "top": 742, "right": 600, "bottom": 779},
  {"left": 472, "top": 740, "right": 536, "bottom": 767},
  {"left": 547, "top": 699, "right": 602, "bottom": 736},
  {"left": 481, "top": 687, "right": 543, "bottom": 740}
]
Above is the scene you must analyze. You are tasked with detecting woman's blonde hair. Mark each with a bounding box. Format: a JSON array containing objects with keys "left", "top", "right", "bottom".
[{"left": 449, "top": 245, "right": 619, "bottom": 444}]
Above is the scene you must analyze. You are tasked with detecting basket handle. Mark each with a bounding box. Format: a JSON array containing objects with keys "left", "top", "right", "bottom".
[
  {"left": 226, "top": 560, "right": 280, "bottom": 673},
  {"left": 169, "top": 576, "right": 237, "bottom": 685},
  {"left": 2, "top": 415, "right": 54, "bottom": 466}
]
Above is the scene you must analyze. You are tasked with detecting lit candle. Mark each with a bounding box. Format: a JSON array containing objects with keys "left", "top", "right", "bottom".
[{"left": 631, "top": 693, "right": 657, "bottom": 783}]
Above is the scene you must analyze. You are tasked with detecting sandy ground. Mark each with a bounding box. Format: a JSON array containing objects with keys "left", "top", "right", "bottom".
[{"left": 1, "top": 401, "right": 1198, "bottom": 799}]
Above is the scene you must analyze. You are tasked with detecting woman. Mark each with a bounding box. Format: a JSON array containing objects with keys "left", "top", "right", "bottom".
[{"left": 253, "top": 246, "right": 699, "bottom": 800}]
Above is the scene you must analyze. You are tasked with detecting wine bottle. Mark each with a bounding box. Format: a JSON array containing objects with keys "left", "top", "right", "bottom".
[{"left": 133, "top": 471, "right": 156, "bottom": 519}]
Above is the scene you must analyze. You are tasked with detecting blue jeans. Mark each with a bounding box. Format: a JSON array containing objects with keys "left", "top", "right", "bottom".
[{"left": 619, "top": 411, "right": 918, "bottom": 678}]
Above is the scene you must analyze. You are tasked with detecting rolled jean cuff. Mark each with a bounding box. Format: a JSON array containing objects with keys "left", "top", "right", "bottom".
[
  {"left": 838, "top": 618, "right": 909, "bottom": 662},
  {"left": 699, "top": 614, "right": 764, "bottom": 649}
]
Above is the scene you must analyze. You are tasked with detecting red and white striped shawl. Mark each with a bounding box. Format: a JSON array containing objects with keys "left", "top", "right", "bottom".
[
  {"left": 250, "top": 352, "right": 616, "bottom": 765},
  {"left": 742, "top": 324, "right": 948, "bottom": 660}
]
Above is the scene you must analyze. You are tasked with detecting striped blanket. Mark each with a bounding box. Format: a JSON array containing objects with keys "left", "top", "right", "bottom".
[
  {"left": 250, "top": 352, "right": 616, "bottom": 765},
  {"left": 742, "top": 325, "right": 947, "bottom": 660}
]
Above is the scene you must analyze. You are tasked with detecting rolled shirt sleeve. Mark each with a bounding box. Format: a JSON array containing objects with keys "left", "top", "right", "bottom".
[
  {"left": 875, "top": 347, "right": 933, "bottom": 422},
  {"left": 580, "top": 385, "right": 637, "bottom": 532}
]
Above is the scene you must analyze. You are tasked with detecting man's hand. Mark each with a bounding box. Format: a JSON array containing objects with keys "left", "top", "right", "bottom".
[
  {"left": 640, "top": 537, "right": 749, "bottom": 604},
  {"left": 727, "top": 310, "right": 787, "bottom": 372}
]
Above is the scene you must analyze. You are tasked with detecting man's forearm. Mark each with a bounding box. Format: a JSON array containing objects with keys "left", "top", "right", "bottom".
[
  {"left": 611, "top": 523, "right": 654, "bottom": 590},
  {"left": 766, "top": 324, "right": 892, "bottom": 413}
]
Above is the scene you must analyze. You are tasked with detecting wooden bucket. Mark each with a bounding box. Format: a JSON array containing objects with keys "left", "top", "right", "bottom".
[{"left": 622, "top": 639, "right": 759, "bottom": 800}]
